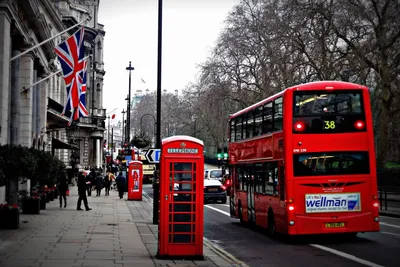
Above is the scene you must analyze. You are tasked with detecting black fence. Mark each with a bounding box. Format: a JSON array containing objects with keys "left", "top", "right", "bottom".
[{"left": 378, "top": 186, "right": 400, "bottom": 211}]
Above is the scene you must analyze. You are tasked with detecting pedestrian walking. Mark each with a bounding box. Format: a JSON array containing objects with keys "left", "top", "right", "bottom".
[
  {"left": 95, "top": 171, "right": 103, "bottom": 196},
  {"left": 77, "top": 172, "right": 92, "bottom": 211},
  {"left": 103, "top": 171, "right": 113, "bottom": 196},
  {"left": 58, "top": 174, "right": 69, "bottom": 208},
  {"left": 115, "top": 171, "right": 126, "bottom": 199}
]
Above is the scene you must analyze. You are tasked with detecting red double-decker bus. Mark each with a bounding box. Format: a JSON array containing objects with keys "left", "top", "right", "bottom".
[{"left": 228, "top": 81, "right": 380, "bottom": 236}]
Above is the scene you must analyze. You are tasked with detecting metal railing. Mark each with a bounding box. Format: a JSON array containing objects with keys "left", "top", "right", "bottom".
[{"left": 378, "top": 186, "right": 400, "bottom": 211}]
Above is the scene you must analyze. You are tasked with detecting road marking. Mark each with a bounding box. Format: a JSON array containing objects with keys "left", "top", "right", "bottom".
[
  {"left": 380, "top": 222, "right": 400, "bottom": 229},
  {"left": 382, "top": 231, "right": 400, "bottom": 237},
  {"left": 203, "top": 237, "right": 250, "bottom": 267},
  {"left": 204, "top": 205, "right": 387, "bottom": 267},
  {"left": 146, "top": 191, "right": 386, "bottom": 267},
  {"left": 380, "top": 215, "right": 400, "bottom": 221},
  {"left": 309, "top": 244, "right": 385, "bottom": 267},
  {"left": 205, "top": 205, "right": 231, "bottom": 216}
]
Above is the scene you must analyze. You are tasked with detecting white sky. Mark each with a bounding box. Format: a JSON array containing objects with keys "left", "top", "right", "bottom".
[{"left": 98, "top": 0, "right": 239, "bottom": 122}]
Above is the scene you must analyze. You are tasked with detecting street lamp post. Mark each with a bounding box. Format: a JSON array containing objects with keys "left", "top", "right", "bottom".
[
  {"left": 124, "top": 94, "right": 129, "bottom": 142},
  {"left": 126, "top": 62, "right": 134, "bottom": 144},
  {"left": 121, "top": 109, "right": 126, "bottom": 146},
  {"left": 107, "top": 115, "right": 111, "bottom": 155},
  {"left": 154, "top": 0, "right": 163, "bottom": 225}
]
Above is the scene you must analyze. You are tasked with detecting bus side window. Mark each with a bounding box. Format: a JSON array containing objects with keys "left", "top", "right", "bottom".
[
  {"left": 246, "top": 112, "right": 254, "bottom": 139},
  {"left": 263, "top": 102, "right": 273, "bottom": 134},
  {"left": 274, "top": 97, "right": 283, "bottom": 131},
  {"left": 230, "top": 119, "right": 235, "bottom": 142},
  {"left": 254, "top": 106, "right": 263, "bottom": 136},
  {"left": 273, "top": 164, "right": 279, "bottom": 196},
  {"left": 235, "top": 116, "right": 243, "bottom": 141},
  {"left": 255, "top": 163, "right": 263, "bottom": 193},
  {"left": 264, "top": 162, "right": 274, "bottom": 195}
]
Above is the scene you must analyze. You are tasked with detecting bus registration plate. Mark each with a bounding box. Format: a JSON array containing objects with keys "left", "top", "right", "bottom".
[{"left": 325, "top": 222, "right": 345, "bottom": 228}]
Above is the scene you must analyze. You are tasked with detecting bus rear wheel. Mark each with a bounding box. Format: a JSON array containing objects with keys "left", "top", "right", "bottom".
[
  {"left": 238, "top": 205, "right": 245, "bottom": 225},
  {"left": 267, "top": 212, "right": 276, "bottom": 237}
]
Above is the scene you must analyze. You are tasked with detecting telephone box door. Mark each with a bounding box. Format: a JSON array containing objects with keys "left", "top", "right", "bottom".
[{"left": 128, "top": 160, "right": 143, "bottom": 200}]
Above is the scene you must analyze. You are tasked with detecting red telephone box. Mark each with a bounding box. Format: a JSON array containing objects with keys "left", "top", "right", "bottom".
[
  {"left": 128, "top": 160, "right": 143, "bottom": 201},
  {"left": 158, "top": 136, "right": 204, "bottom": 259}
]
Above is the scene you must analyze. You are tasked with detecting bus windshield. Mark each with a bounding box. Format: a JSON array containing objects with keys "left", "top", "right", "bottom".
[
  {"left": 293, "top": 91, "right": 366, "bottom": 133},
  {"left": 294, "top": 91, "right": 363, "bottom": 116},
  {"left": 293, "top": 152, "right": 370, "bottom": 176}
]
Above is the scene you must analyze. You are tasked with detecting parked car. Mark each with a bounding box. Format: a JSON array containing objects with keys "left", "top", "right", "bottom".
[
  {"left": 204, "top": 178, "right": 227, "bottom": 204},
  {"left": 204, "top": 169, "right": 229, "bottom": 182}
]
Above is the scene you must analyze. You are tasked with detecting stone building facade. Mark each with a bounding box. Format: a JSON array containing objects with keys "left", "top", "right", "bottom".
[{"left": 0, "top": 0, "right": 106, "bottom": 169}]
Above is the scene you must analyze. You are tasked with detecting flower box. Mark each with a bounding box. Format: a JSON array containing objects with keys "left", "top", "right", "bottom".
[
  {"left": 0, "top": 205, "right": 20, "bottom": 229},
  {"left": 40, "top": 194, "right": 46, "bottom": 210},
  {"left": 53, "top": 188, "right": 59, "bottom": 198},
  {"left": 48, "top": 190, "right": 54, "bottom": 201},
  {"left": 22, "top": 198, "right": 40, "bottom": 214}
]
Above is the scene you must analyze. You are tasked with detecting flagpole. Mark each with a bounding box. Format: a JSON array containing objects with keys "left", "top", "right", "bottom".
[
  {"left": 10, "top": 18, "right": 91, "bottom": 62},
  {"left": 20, "top": 56, "right": 90, "bottom": 93},
  {"left": 20, "top": 70, "right": 62, "bottom": 93}
]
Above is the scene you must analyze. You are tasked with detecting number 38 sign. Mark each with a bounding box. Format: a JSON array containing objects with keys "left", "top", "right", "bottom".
[{"left": 324, "top": 120, "right": 336, "bottom": 130}]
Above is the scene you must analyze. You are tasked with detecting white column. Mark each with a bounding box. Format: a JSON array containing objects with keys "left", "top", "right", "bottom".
[
  {"left": 31, "top": 70, "right": 37, "bottom": 148},
  {"left": 10, "top": 49, "right": 20, "bottom": 145},
  {"left": 0, "top": 12, "right": 11, "bottom": 144},
  {"left": 19, "top": 53, "right": 34, "bottom": 147},
  {"left": 96, "top": 138, "right": 101, "bottom": 167},
  {"left": 40, "top": 74, "right": 48, "bottom": 149}
]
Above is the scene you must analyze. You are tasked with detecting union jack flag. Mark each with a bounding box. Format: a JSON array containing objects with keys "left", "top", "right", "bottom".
[{"left": 54, "top": 26, "right": 87, "bottom": 126}]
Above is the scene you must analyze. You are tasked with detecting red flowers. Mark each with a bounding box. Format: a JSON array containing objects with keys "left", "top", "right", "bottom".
[{"left": 0, "top": 203, "right": 19, "bottom": 210}]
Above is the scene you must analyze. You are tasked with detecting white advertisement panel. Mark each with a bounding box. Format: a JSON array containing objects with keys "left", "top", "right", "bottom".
[{"left": 305, "top": 193, "right": 361, "bottom": 213}]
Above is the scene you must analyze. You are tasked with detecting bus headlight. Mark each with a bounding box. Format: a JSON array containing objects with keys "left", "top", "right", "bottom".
[
  {"left": 374, "top": 217, "right": 379, "bottom": 222},
  {"left": 289, "top": 221, "right": 295, "bottom": 226}
]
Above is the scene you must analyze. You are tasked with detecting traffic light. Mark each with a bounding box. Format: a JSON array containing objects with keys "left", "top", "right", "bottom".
[
  {"left": 223, "top": 147, "right": 228, "bottom": 160},
  {"left": 217, "top": 147, "right": 222, "bottom": 160}
]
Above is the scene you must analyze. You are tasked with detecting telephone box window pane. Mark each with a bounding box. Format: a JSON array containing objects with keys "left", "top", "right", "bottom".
[
  {"left": 193, "top": 163, "right": 196, "bottom": 171},
  {"left": 174, "top": 173, "right": 192, "bottom": 181},
  {"left": 192, "top": 224, "right": 196, "bottom": 232},
  {"left": 174, "top": 214, "right": 191, "bottom": 222},
  {"left": 173, "top": 234, "right": 191, "bottom": 243},
  {"left": 169, "top": 224, "right": 172, "bottom": 232},
  {"left": 173, "top": 224, "right": 191, "bottom": 232},
  {"left": 193, "top": 173, "right": 196, "bottom": 181},
  {"left": 169, "top": 234, "right": 172, "bottom": 243},
  {"left": 173, "top": 193, "right": 193, "bottom": 202},
  {"left": 192, "top": 234, "right": 196, "bottom": 243},
  {"left": 169, "top": 214, "right": 173, "bottom": 222},
  {"left": 173, "top": 204, "right": 192, "bottom": 212},
  {"left": 192, "top": 214, "right": 196, "bottom": 221},
  {"left": 169, "top": 204, "right": 173, "bottom": 212},
  {"left": 174, "top": 163, "right": 192, "bottom": 171}
]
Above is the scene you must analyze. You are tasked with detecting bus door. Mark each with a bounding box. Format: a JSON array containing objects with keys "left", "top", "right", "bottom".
[
  {"left": 246, "top": 165, "right": 256, "bottom": 223},
  {"left": 229, "top": 166, "right": 236, "bottom": 217},
  {"left": 275, "top": 161, "right": 286, "bottom": 231}
]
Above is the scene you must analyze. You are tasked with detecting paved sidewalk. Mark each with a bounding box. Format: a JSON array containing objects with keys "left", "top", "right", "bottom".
[{"left": 0, "top": 186, "right": 235, "bottom": 267}]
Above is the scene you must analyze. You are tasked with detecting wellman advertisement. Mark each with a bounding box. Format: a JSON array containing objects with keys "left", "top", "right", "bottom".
[{"left": 305, "top": 193, "right": 361, "bottom": 213}]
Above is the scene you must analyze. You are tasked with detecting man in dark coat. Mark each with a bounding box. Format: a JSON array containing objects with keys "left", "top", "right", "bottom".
[
  {"left": 58, "top": 175, "right": 69, "bottom": 208},
  {"left": 115, "top": 171, "right": 126, "bottom": 199},
  {"left": 95, "top": 171, "right": 103, "bottom": 196},
  {"left": 77, "top": 172, "right": 92, "bottom": 211}
]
